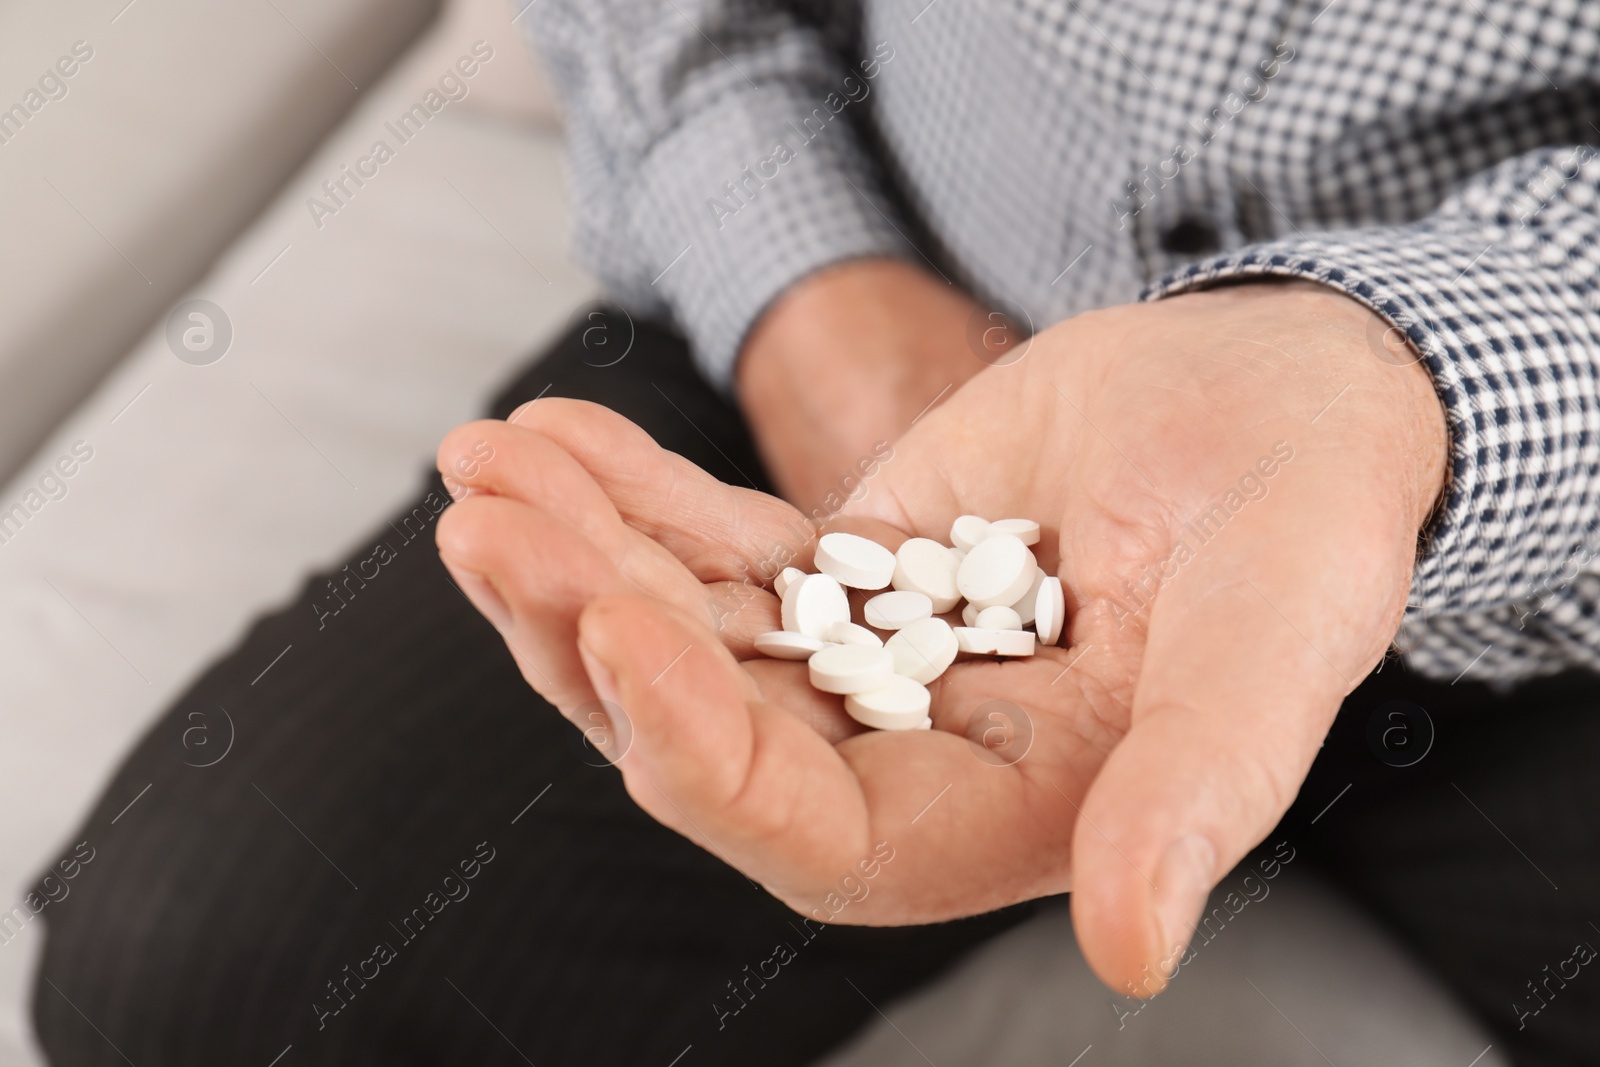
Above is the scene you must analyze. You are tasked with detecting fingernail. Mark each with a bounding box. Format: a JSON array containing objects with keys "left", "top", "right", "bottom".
[
  {"left": 577, "top": 640, "right": 622, "bottom": 707},
  {"left": 450, "top": 567, "right": 513, "bottom": 633},
  {"left": 1154, "top": 833, "right": 1216, "bottom": 962}
]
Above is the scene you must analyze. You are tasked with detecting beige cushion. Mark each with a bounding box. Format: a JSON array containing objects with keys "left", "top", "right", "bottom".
[{"left": 0, "top": 0, "right": 438, "bottom": 484}]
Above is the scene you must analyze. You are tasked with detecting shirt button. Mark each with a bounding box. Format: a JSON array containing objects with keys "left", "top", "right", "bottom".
[{"left": 1159, "top": 217, "right": 1221, "bottom": 256}]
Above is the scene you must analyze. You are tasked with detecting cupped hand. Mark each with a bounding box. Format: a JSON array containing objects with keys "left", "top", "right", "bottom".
[{"left": 434, "top": 280, "right": 1447, "bottom": 995}]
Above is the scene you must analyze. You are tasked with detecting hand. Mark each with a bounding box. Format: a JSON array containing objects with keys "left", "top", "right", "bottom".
[
  {"left": 735, "top": 257, "right": 1000, "bottom": 506},
  {"left": 434, "top": 280, "right": 1448, "bottom": 995}
]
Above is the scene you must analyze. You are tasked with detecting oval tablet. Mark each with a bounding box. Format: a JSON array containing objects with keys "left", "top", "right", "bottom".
[
  {"left": 988, "top": 518, "right": 1041, "bottom": 545},
  {"left": 892, "top": 538, "right": 961, "bottom": 612},
  {"left": 774, "top": 566, "right": 805, "bottom": 598},
  {"left": 949, "top": 515, "right": 991, "bottom": 552},
  {"left": 809, "top": 644, "right": 896, "bottom": 694},
  {"left": 885, "top": 617, "right": 959, "bottom": 684},
  {"left": 1011, "top": 567, "right": 1046, "bottom": 626},
  {"left": 844, "top": 675, "right": 931, "bottom": 730},
  {"left": 953, "top": 626, "right": 1037, "bottom": 656},
  {"left": 754, "top": 631, "right": 828, "bottom": 660},
  {"left": 863, "top": 590, "right": 933, "bottom": 630},
  {"left": 825, "top": 620, "right": 883, "bottom": 647},
  {"left": 1035, "top": 575, "right": 1067, "bottom": 646},
  {"left": 782, "top": 572, "right": 850, "bottom": 640},
  {"left": 957, "top": 534, "right": 1037, "bottom": 609},
  {"left": 814, "top": 532, "right": 896, "bottom": 590},
  {"left": 961, "top": 603, "right": 980, "bottom": 627},
  {"left": 975, "top": 605, "right": 1023, "bottom": 630}
]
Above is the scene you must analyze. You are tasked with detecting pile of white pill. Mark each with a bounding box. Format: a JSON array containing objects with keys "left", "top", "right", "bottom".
[{"left": 753, "top": 516, "right": 1066, "bottom": 732}]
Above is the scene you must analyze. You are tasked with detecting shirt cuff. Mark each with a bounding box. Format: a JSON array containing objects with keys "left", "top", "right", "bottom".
[
  {"left": 1142, "top": 223, "right": 1600, "bottom": 621},
  {"left": 625, "top": 82, "right": 916, "bottom": 391}
]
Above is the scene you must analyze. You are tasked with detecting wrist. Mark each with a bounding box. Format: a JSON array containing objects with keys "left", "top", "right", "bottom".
[{"left": 736, "top": 258, "right": 988, "bottom": 503}]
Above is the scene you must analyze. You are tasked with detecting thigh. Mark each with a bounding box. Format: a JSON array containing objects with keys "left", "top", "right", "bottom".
[
  {"left": 1284, "top": 663, "right": 1600, "bottom": 1067},
  {"left": 33, "top": 312, "right": 1031, "bottom": 1067}
]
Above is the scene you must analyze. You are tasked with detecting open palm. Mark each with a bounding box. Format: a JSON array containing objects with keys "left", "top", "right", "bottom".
[{"left": 435, "top": 281, "right": 1447, "bottom": 993}]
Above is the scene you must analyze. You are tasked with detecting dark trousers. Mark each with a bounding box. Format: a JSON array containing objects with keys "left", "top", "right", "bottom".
[{"left": 31, "top": 313, "right": 1600, "bottom": 1067}]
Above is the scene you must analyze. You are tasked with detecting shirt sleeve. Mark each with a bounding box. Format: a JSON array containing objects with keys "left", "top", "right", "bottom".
[
  {"left": 522, "top": 0, "right": 914, "bottom": 390},
  {"left": 1144, "top": 146, "right": 1600, "bottom": 684}
]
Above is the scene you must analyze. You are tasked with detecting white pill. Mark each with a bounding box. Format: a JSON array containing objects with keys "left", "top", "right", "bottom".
[
  {"left": 1012, "top": 567, "right": 1045, "bottom": 626},
  {"left": 885, "top": 617, "right": 959, "bottom": 684},
  {"left": 949, "top": 515, "right": 992, "bottom": 551},
  {"left": 950, "top": 547, "right": 967, "bottom": 564},
  {"left": 953, "top": 626, "right": 1037, "bottom": 656},
  {"left": 988, "top": 518, "right": 1041, "bottom": 545},
  {"left": 975, "top": 605, "right": 1024, "bottom": 630},
  {"left": 825, "top": 619, "right": 883, "bottom": 647},
  {"left": 814, "top": 532, "right": 896, "bottom": 590},
  {"left": 863, "top": 590, "right": 933, "bottom": 630},
  {"left": 844, "top": 675, "right": 931, "bottom": 730},
  {"left": 957, "top": 534, "right": 1037, "bottom": 609},
  {"left": 961, "top": 603, "right": 980, "bottom": 627},
  {"left": 782, "top": 572, "right": 850, "bottom": 640},
  {"left": 774, "top": 566, "right": 805, "bottom": 598},
  {"left": 892, "top": 538, "right": 961, "bottom": 612},
  {"left": 1035, "top": 574, "right": 1067, "bottom": 646},
  {"left": 915, "top": 716, "right": 933, "bottom": 730},
  {"left": 754, "top": 631, "right": 829, "bottom": 660},
  {"left": 809, "top": 644, "right": 896, "bottom": 694}
]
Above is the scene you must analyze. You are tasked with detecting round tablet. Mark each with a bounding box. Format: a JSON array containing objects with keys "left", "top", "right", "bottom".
[
  {"left": 949, "top": 515, "right": 992, "bottom": 552},
  {"left": 957, "top": 534, "right": 1037, "bottom": 609},
  {"left": 961, "top": 602, "right": 980, "bottom": 627},
  {"left": 1011, "top": 567, "right": 1046, "bottom": 626},
  {"left": 825, "top": 620, "right": 883, "bottom": 647},
  {"left": 988, "top": 518, "right": 1041, "bottom": 545},
  {"left": 773, "top": 566, "right": 805, "bottom": 598},
  {"left": 809, "top": 644, "right": 896, "bottom": 695},
  {"left": 863, "top": 590, "right": 933, "bottom": 630},
  {"left": 754, "top": 631, "right": 828, "bottom": 660},
  {"left": 782, "top": 572, "right": 850, "bottom": 640},
  {"left": 814, "top": 532, "right": 896, "bottom": 590},
  {"left": 1035, "top": 574, "right": 1066, "bottom": 646},
  {"left": 915, "top": 716, "right": 933, "bottom": 730},
  {"left": 892, "top": 537, "right": 961, "bottom": 612},
  {"left": 844, "top": 675, "right": 931, "bottom": 730},
  {"left": 975, "top": 605, "right": 1023, "bottom": 630},
  {"left": 953, "top": 626, "right": 1037, "bottom": 656},
  {"left": 885, "top": 617, "right": 959, "bottom": 684}
]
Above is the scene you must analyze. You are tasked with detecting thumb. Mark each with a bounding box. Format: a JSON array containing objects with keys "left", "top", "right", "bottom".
[{"left": 1069, "top": 481, "right": 1411, "bottom": 995}]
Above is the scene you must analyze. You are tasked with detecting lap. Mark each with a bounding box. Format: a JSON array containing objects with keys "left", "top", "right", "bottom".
[
  {"left": 34, "top": 311, "right": 1600, "bottom": 1067},
  {"left": 32, "top": 314, "right": 1030, "bottom": 1067}
]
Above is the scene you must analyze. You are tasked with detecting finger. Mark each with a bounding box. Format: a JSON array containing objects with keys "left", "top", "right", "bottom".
[
  {"left": 512, "top": 399, "right": 813, "bottom": 584},
  {"left": 435, "top": 494, "right": 640, "bottom": 712},
  {"left": 1069, "top": 463, "right": 1412, "bottom": 994},
  {"left": 579, "top": 595, "right": 1084, "bottom": 920},
  {"left": 439, "top": 422, "right": 782, "bottom": 651},
  {"left": 576, "top": 593, "right": 870, "bottom": 898}
]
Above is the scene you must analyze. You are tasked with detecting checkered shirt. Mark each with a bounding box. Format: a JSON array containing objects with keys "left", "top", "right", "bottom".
[{"left": 525, "top": 0, "right": 1600, "bottom": 684}]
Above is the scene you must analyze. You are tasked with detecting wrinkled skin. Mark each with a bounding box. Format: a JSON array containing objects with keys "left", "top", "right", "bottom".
[{"left": 434, "top": 280, "right": 1448, "bottom": 995}]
